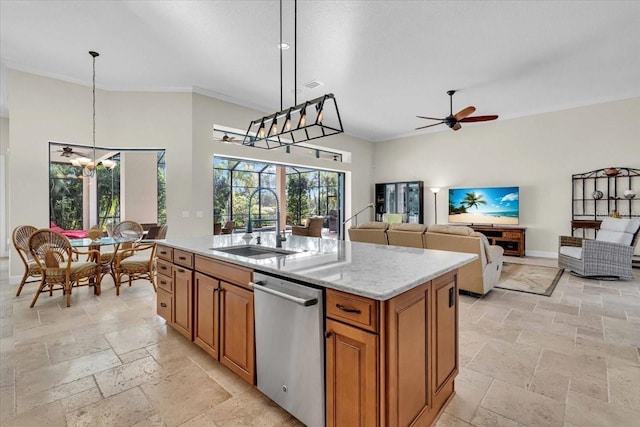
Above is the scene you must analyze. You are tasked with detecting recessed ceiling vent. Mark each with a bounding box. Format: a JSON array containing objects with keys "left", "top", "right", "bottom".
[{"left": 303, "top": 80, "right": 323, "bottom": 89}]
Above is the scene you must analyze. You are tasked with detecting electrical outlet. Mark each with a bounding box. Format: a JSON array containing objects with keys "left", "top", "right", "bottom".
[{"left": 182, "top": 211, "right": 190, "bottom": 218}]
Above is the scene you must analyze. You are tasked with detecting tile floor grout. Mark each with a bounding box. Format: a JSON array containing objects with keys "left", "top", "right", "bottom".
[{"left": 1, "top": 256, "right": 639, "bottom": 426}]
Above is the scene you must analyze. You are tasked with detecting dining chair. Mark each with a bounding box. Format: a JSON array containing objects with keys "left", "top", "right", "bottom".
[
  {"left": 28, "top": 229, "right": 102, "bottom": 307},
  {"left": 112, "top": 242, "right": 157, "bottom": 295},
  {"left": 12, "top": 225, "right": 41, "bottom": 296},
  {"left": 221, "top": 221, "right": 235, "bottom": 234}
]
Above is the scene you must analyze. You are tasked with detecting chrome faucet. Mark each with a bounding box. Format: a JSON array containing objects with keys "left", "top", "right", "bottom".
[{"left": 247, "top": 187, "right": 285, "bottom": 248}]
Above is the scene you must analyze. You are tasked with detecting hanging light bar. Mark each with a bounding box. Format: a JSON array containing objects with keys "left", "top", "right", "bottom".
[
  {"left": 243, "top": 93, "right": 343, "bottom": 149},
  {"left": 242, "top": 0, "right": 343, "bottom": 150}
]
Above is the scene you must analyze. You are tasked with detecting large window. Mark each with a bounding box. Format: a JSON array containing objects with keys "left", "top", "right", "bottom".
[
  {"left": 214, "top": 157, "right": 344, "bottom": 236},
  {"left": 49, "top": 142, "right": 166, "bottom": 232}
]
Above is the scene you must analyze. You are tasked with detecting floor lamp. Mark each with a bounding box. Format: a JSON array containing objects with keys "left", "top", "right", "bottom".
[{"left": 430, "top": 188, "right": 440, "bottom": 224}]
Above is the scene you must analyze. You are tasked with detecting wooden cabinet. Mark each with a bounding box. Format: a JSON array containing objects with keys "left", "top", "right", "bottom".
[
  {"left": 192, "top": 254, "right": 255, "bottom": 385},
  {"left": 326, "top": 319, "right": 378, "bottom": 427},
  {"left": 172, "top": 264, "right": 193, "bottom": 340},
  {"left": 156, "top": 245, "right": 194, "bottom": 340},
  {"left": 194, "top": 272, "right": 219, "bottom": 359},
  {"left": 219, "top": 281, "right": 255, "bottom": 385},
  {"left": 470, "top": 225, "right": 526, "bottom": 257},
  {"left": 325, "top": 271, "right": 459, "bottom": 427}
]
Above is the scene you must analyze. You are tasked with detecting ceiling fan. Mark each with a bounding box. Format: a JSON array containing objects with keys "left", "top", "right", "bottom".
[
  {"left": 56, "top": 146, "right": 89, "bottom": 158},
  {"left": 416, "top": 90, "right": 498, "bottom": 131},
  {"left": 213, "top": 133, "right": 238, "bottom": 143}
]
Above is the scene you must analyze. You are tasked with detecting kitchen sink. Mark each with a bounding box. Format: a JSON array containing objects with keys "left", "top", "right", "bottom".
[{"left": 212, "top": 245, "right": 298, "bottom": 259}]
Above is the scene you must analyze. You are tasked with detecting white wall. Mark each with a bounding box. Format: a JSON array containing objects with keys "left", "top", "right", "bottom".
[
  {"left": 0, "top": 117, "right": 8, "bottom": 257},
  {"left": 6, "top": 71, "right": 374, "bottom": 277},
  {"left": 121, "top": 151, "right": 158, "bottom": 223},
  {"left": 374, "top": 97, "right": 640, "bottom": 257}
]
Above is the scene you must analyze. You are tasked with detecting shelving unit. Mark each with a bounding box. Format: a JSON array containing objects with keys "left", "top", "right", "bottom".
[
  {"left": 375, "top": 181, "right": 424, "bottom": 223},
  {"left": 571, "top": 167, "right": 640, "bottom": 267},
  {"left": 571, "top": 167, "right": 640, "bottom": 236}
]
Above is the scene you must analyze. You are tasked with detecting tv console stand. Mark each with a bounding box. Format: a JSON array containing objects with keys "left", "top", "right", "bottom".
[{"left": 469, "top": 225, "right": 526, "bottom": 257}]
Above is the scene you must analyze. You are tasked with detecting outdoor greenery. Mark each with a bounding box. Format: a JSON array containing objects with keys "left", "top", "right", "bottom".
[{"left": 49, "top": 163, "right": 83, "bottom": 229}]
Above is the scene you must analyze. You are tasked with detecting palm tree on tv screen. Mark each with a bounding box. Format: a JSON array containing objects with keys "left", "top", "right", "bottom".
[{"left": 463, "top": 192, "right": 487, "bottom": 210}]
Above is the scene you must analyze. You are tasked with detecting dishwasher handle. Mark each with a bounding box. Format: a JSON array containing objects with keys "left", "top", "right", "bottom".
[{"left": 251, "top": 281, "right": 318, "bottom": 307}]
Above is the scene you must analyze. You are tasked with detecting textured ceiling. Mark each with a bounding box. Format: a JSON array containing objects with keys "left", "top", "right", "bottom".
[{"left": 2, "top": 1, "right": 640, "bottom": 141}]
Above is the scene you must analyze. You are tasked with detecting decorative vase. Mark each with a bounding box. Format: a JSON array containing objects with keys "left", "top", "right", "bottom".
[
  {"left": 624, "top": 189, "right": 636, "bottom": 199},
  {"left": 605, "top": 167, "right": 619, "bottom": 176},
  {"left": 592, "top": 190, "right": 604, "bottom": 200}
]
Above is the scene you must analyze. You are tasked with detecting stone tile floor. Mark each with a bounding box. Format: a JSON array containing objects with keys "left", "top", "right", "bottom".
[{"left": 1, "top": 256, "right": 639, "bottom": 426}]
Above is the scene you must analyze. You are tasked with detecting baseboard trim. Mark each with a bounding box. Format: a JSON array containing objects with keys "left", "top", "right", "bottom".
[{"left": 525, "top": 250, "right": 558, "bottom": 259}]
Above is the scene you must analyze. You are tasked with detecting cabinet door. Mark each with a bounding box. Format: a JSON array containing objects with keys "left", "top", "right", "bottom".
[
  {"left": 326, "top": 319, "right": 378, "bottom": 427},
  {"left": 219, "top": 281, "right": 255, "bottom": 385},
  {"left": 193, "top": 272, "right": 219, "bottom": 359},
  {"left": 433, "top": 273, "right": 458, "bottom": 392},
  {"left": 173, "top": 265, "right": 193, "bottom": 340},
  {"left": 386, "top": 283, "right": 430, "bottom": 427}
]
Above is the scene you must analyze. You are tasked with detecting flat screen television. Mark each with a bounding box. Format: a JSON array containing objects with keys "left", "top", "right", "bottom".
[{"left": 448, "top": 186, "right": 519, "bottom": 225}]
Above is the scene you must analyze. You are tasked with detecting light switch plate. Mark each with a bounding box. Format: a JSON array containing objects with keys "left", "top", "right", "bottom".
[{"left": 182, "top": 211, "right": 190, "bottom": 218}]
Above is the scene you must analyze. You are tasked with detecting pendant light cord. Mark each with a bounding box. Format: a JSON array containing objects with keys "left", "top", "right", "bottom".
[
  {"left": 92, "top": 53, "right": 96, "bottom": 162},
  {"left": 279, "top": 0, "right": 283, "bottom": 111},
  {"left": 294, "top": 0, "right": 297, "bottom": 106}
]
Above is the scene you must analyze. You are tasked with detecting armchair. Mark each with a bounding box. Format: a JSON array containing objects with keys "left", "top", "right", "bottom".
[
  {"left": 221, "top": 221, "right": 235, "bottom": 234},
  {"left": 292, "top": 216, "right": 324, "bottom": 237},
  {"left": 28, "top": 229, "right": 101, "bottom": 307},
  {"left": 12, "top": 225, "right": 41, "bottom": 296},
  {"left": 113, "top": 242, "right": 157, "bottom": 295},
  {"left": 559, "top": 217, "right": 640, "bottom": 279}
]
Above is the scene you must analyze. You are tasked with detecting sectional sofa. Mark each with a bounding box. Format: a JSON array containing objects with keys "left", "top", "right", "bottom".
[{"left": 348, "top": 222, "right": 504, "bottom": 295}]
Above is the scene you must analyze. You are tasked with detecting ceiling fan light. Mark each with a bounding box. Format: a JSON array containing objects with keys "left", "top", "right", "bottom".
[
  {"left": 101, "top": 159, "right": 116, "bottom": 169},
  {"left": 284, "top": 112, "right": 292, "bottom": 132},
  {"left": 70, "top": 159, "right": 81, "bottom": 167},
  {"left": 77, "top": 157, "right": 91, "bottom": 166},
  {"left": 269, "top": 118, "right": 278, "bottom": 136},
  {"left": 298, "top": 107, "right": 307, "bottom": 128},
  {"left": 258, "top": 122, "right": 266, "bottom": 138}
]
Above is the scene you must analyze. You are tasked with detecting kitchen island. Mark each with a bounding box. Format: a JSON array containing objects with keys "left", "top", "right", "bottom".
[{"left": 155, "top": 233, "right": 476, "bottom": 427}]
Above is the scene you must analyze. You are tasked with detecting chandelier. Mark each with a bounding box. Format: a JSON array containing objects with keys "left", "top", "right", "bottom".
[
  {"left": 243, "top": 0, "right": 343, "bottom": 150},
  {"left": 74, "top": 51, "right": 108, "bottom": 177}
]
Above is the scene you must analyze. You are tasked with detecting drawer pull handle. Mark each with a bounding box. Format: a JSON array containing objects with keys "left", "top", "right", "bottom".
[
  {"left": 325, "top": 331, "right": 333, "bottom": 339},
  {"left": 160, "top": 266, "right": 167, "bottom": 270},
  {"left": 160, "top": 280, "right": 167, "bottom": 285},
  {"left": 160, "top": 251, "right": 167, "bottom": 255},
  {"left": 177, "top": 268, "right": 185, "bottom": 273},
  {"left": 449, "top": 287, "right": 455, "bottom": 308},
  {"left": 336, "top": 304, "right": 361, "bottom": 314},
  {"left": 160, "top": 302, "right": 167, "bottom": 308},
  {"left": 179, "top": 256, "right": 186, "bottom": 260}
]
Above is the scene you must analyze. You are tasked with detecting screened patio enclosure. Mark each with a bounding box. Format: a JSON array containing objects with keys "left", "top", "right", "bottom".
[{"left": 213, "top": 157, "right": 344, "bottom": 238}]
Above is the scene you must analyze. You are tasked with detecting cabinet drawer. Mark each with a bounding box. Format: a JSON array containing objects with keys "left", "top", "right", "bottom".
[
  {"left": 157, "top": 245, "right": 173, "bottom": 262},
  {"left": 326, "top": 289, "right": 378, "bottom": 333},
  {"left": 195, "top": 255, "right": 253, "bottom": 289},
  {"left": 157, "top": 288, "right": 173, "bottom": 322},
  {"left": 174, "top": 249, "right": 194, "bottom": 269},
  {"left": 503, "top": 231, "right": 521, "bottom": 239},
  {"left": 157, "top": 259, "right": 173, "bottom": 279},
  {"left": 157, "top": 275, "right": 173, "bottom": 293}
]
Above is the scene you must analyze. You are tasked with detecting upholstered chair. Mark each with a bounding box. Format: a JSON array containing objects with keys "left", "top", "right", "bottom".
[
  {"left": 12, "top": 225, "right": 41, "bottom": 296},
  {"left": 348, "top": 221, "right": 389, "bottom": 245},
  {"left": 558, "top": 217, "right": 640, "bottom": 279},
  {"left": 386, "top": 223, "right": 428, "bottom": 248},
  {"left": 221, "top": 221, "right": 235, "bottom": 234},
  {"left": 292, "top": 216, "right": 324, "bottom": 237},
  {"left": 424, "top": 225, "right": 504, "bottom": 295}
]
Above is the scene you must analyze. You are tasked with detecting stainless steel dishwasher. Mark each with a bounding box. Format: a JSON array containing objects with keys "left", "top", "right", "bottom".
[{"left": 252, "top": 272, "right": 324, "bottom": 427}]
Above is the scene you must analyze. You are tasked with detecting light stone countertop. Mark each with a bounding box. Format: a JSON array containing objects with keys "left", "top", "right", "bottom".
[{"left": 159, "top": 232, "right": 477, "bottom": 301}]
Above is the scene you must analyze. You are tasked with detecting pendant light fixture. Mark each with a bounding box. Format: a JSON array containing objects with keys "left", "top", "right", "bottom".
[
  {"left": 76, "top": 51, "right": 100, "bottom": 177},
  {"left": 243, "top": 0, "right": 343, "bottom": 150}
]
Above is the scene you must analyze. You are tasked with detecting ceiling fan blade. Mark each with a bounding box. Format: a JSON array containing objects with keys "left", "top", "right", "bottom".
[
  {"left": 454, "top": 106, "right": 476, "bottom": 120},
  {"left": 415, "top": 121, "right": 444, "bottom": 130},
  {"left": 416, "top": 115, "right": 445, "bottom": 121},
  {"left": 459, "top": 115, "right": 499, "bottom": 123},
  {"left": 451, "top": 122, "right": 462, "bottom": 131}
]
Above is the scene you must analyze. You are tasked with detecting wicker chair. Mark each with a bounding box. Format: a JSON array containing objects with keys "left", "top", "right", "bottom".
[
  {"left": 12, "top": 225, "right": 41, "bottom": 297},
  {"left": 292, "top": 216, "right": 324, "bottom": 238},
  {"left": 558, "top": 217, "right": 640, "bottom": 279},
  {"left": 98, "top": 220, "right": 144, "bottom": 281},
  {"left": 28, "top": 229, "right": 101, "bottom": 307},
  {"left": 112, "top": 242, "right": 157, "bottom": 295},
  {"left": 221, "top": 221, "right": 235, "bottom": 234}
]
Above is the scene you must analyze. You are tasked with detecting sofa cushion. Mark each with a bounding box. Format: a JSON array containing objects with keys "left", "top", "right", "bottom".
[
  {"left": 389, "top": 223, "right": 428, "bottom": 232},
  {"left": 560, "top": 246, "right": 582, "bottom": 259},
  {"left": 470, "top": 231, "right": 493, "bottom": 263},
  {"left": 596, "top": 230, "right": 633, "bottom": 246},
  {"left": 356, "top": 221, "right": 389, "bottom": 230},
  {"left": 600, "top": 217, "right": 640, "bottom": 234},
  {"left": 427, "top": 224, "right": 475, "bottom": 236}
]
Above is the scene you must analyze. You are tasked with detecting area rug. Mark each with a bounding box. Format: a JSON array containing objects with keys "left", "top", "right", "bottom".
[{"left": 495, "top": 262, "right": 564, "bottom": 296}]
